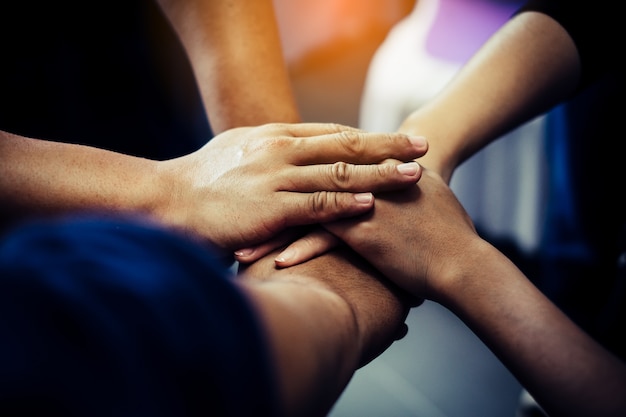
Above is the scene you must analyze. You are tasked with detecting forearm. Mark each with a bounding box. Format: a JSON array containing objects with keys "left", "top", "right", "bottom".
[
  {"left": 398, "top": 11, "right": 580, "bottom": 182},
  {"left": 238, "top": 247, "right": 409, "bottom": 417},
  {"left": 326, "top": 170, "right": 626, "bottom": 416},
  {"left": 0, "top": 130, "right": 163, "bottom": 222},
  {"left": 441, "top": 239, "right": 626, "bottom": 417},
  {"left": 156, "top": 0, "right": 300, "bottom": 133}
]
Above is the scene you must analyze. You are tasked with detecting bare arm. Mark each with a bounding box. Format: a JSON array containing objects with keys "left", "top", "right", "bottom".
[
  {"left": 0, "top": 2, "right": 336, "bottom": 240},
  {"left": 0, "top": 125, "right": 426, "bottom": 250},
  {"left": 446, "top": 240, "right": 626, "bottom": 417},
  {"left": 156, "top": 0, "right": 300, "bottom": 132},
  {"left": 313, "top": 10, "right": 626, "bottom": 415},
  {"left": 238, "top": 246, "right": 411, "bottom": 417},
  {"left": 1, "top": 0, "right": 431, "bottom": 254},
  {"left": 257, "top": 10, "right": 582, "bottom": 267},
  {"left": 326, "top": 171, "right": 626, "bottom": 417},
  {"left": 0, "top": 131, "right": 161, "bottom": 229},
  {"left": 399, "top": 11, "right": 580, "bottom": 182}
]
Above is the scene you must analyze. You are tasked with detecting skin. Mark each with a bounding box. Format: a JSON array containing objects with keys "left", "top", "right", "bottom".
[
  {"left": 1, "top": 1, "right": 425, "bottom": 415},
  {"left": 244, "top": 10, "right": 580, "bottom": 266},
  {"left": 159, "top": 2, "right": 434, "bottom": 401},
  {"left": 144, "top": 2, "right": 424, "bottom": 415},
  {"left": 238, "top": 245, "right": 414, "bottom": 417},
  {"left": 398, "top": 11, "right": 580, "bottom": 181},
  {"left": 9, "top": 1, "right": 620, "bottom": 417},
  {"left": 0, "top": 125, "right": 425, "bottom": 251},
  {"left": 239, "top": 8, "right": 626, "bottom": 417},
  {"left": 0, "top": 0, "right": 428, "bottom": 248},
  {"left": 156, "top": 0, "right": 301, "bottom": 133},
  {"left": 0, "top": 0, "right": 429, "bottom": 246},
  {"left": 325, "top": 169, "right": 626, "bottom": 417}
]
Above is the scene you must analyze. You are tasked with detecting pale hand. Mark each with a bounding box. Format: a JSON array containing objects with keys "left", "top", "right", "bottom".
[{"left": 156, "top": 122, "right": 427, "bottom": 251}]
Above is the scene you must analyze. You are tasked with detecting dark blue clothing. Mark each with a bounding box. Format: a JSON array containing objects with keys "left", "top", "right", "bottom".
[
  {"left": 0, "top": 216, "right": 282, "bottom": 417},
  {"left": 0, "top": 3, "right": 283, "bottom": 413}
]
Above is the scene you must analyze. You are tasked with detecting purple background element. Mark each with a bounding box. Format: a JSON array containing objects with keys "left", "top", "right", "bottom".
[{"left": 425, "top": 0, "right": 523, "bottom": 63}]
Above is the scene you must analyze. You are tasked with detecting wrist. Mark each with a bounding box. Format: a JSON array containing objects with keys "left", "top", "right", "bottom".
[
  {"left": 150, "top": 158, "right": 191, "bottom": 230},
  {"left": 428, "top": 237, "right": 497, "bottom": 305},
  {"left": 305, "top": 248, "right": 410, "bottom": 369},
  {"left": 243, "top": 247, "right": 408, "bottom": 366},
  {"left": 397, "top": 112, "right": 458, "bottom": 184}
]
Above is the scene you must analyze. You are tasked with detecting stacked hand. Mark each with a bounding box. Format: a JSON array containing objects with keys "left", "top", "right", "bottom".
[
  {"left": 155, "top": 123, "right": 427, "bottom": 251},
  {"left": 325, "top": 169, "right": 477, "bottom": 300}
]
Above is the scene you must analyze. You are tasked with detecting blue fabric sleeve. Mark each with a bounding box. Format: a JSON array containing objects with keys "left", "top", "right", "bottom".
[{"left": 0, "top": 215, "right": 282, "bottom": 417}]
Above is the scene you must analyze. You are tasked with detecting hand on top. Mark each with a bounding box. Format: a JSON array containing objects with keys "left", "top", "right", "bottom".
[{"left": 156, "top": 122, "right": 427, "bottom": 251}]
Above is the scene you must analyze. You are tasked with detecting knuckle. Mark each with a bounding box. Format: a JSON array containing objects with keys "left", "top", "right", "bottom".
[
  {"left": 330, "top": 161, "right": 352, "bottom": 186},
  {"left": 377, "top": 132, "right": 404, "bottom": 151},
  {"left": 337, "top": 130, "right": 365, "bottom": 157},
  {"left": 244, "top": 125, "right": 294, "bottom": 154},
  {"left": 327, "top": 122, "right": 344, "bottom": 133},
  {"left": 263, "top": 135, "right": 292, "bottom": 152},
  {"left": 380, "top": 132, "right": 409, "bottom": 149},
  {"left": 376, "top": 163, "right": 394, "bottom": 179},
  {"left": 254, "top": 123, "right": 278, "bottom": 137},
  {"left": 309, "top": 191, "right": 337, "bottom": 217}
]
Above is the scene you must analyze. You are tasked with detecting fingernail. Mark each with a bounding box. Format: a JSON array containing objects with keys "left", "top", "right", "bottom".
[
  {"left": 397, "top": 162, "right": 419, "bottom": 176},
  {"left": 409, "top": 135, "right": 427, "bottom": 148},
  {"left": 354, "top": 192, "right": 373, "bottom": 204},
  {"left": 275, "top": 248, "right": 295, "bottom": 264},
  {"left": 234, "top": 248, "right": 255, "bottom": 258}
]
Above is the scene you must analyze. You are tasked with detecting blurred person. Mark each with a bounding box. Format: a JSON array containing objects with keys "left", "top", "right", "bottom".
[
  {"left": 0, "top": 0, "right": 299, "bottom": 154},
  {"left": 0, "top": 0, "right": 427, "bottom": 247},
  {"left": 359, "top": 0, "right": 546, "bottom": 255},
  {"left": 395, "top": 0, "right": 626, "bottom": 367},
  {"left": 364, "top": 0, "right": 626, "bottom": 415},
  {"left": 0, "top": 0, "right": 430, "bottom": 415},
  {"left": 243, "top": 0, "right": 626, "bottom": 415},
  {"left": 0, "top": 209, "right": 421, "bottom": 417}
]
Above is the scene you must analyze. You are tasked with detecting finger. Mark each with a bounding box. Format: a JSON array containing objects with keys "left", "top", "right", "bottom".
[
  {"left": 234, "top": 229, "right": 303, "bottom": 264},
  {"left": 278, "top": 122, "right": 361, "bottom": 138},
  {"left": 277, "top": 160, "right": 422, "bottom": 193},
  {"left": 274, "top": 229, "right": 340, "bottom": 268},
  {"left": 322, "top": 216, "right": 371, "bottom": 253},
  {"left": 281, "top": 191, "right": 375, "bottom": 227},
  {"left": 286, "top": 128, "right": 428, "bottom": 165}
]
